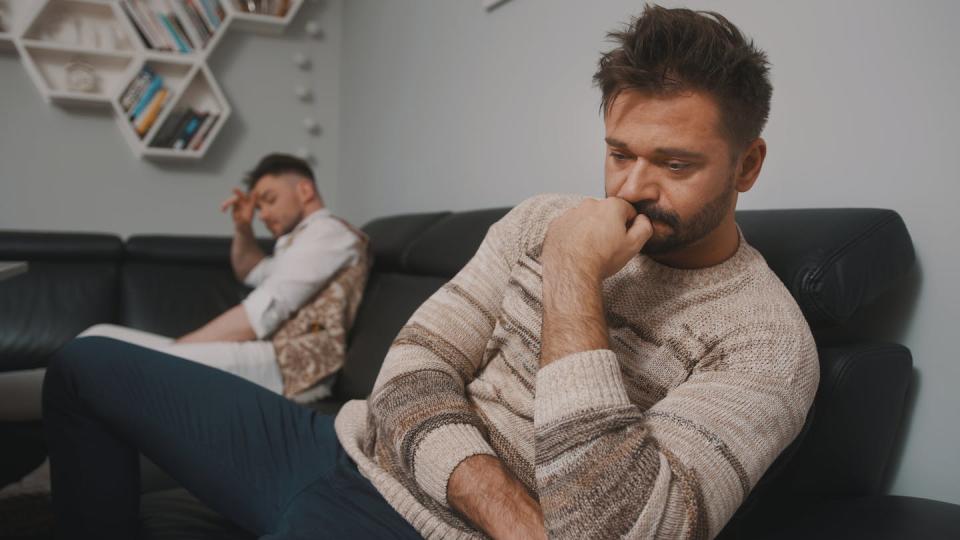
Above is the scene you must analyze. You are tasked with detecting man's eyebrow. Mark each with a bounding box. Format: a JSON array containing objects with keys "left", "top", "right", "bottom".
[
  {"left": 653, "top": 147, "right": 707, "bottom": 160},
  {"left": 605, "top": 137, "right": 629, "bottom": 148},
  {"left": 604, "top": 139, "right": 707, "bottom": 160}
]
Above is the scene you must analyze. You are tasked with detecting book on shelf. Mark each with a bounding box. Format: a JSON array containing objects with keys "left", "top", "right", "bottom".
[
  {"left": 122, "top": 0, "right": 225, "bottom": 53},
  {"left": 152, "top": 107, "right": 220, "bottom": 151},
  {"left": 120, "top": 66, "right": 172, "bottom": 137},
  {"left": 135, "top": 88, "right": 169, "bottom": 136},
  {"left": 233, "top": 0, "right": 291, "bottom": 17}
]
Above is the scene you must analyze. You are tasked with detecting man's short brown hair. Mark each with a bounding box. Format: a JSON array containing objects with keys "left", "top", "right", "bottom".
[
  {"left": 243, "top": 153, "right": 316, "bottom": 191},
  {"left": 594, "top": 4, "right": 772, "bottom": 150}
]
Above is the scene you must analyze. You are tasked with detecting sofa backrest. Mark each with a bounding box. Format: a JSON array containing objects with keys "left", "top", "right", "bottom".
[
  {"left": 0, "top": 231, "right": 123, "bottom": 372},
  {"left": 335, "top": 209, "right": 507, "bottom": 399},
  {"left": 120, "top": 236, "right": 271, "bottom": 337}
]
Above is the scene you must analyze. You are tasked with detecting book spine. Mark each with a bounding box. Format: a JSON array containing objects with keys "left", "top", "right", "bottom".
[
  {"left": 159, "top": 13, "right": 190, "bottom": 52},
  {"left": 154, "top": 108, "right": 190, "bottom": 148},
  {"left": 120, "top": 69, "right": 153, "bottom": 111},
  {"left": 173, "top": 112, "right": 202, "bottom": 149},
  {"left": 198, "top": 0, "right": 222, "bottom": 28},
  {"left": 182, "top": 1, "right": 211, "bottom": 43},
  {"left": 189, "top": 113, "right": 219, "bottom": 150},
  {"left": 129, "top": 75, "right": 164, "bottom": 120},
  {"left": 120, "top": 0, "right": 156, "bottom": 50},
  {"left": 141, "top": 0, "right": 175, "bottom": 51},
  {"left": 136, "top": 88, "right": 169, "bottom": 136},
  {"left": 168, "top": 0, "right": 203, "bottom": 50}
]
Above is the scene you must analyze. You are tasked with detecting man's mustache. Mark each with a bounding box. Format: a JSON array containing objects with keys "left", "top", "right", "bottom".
[{"left": 631, "top": 201, "right": 680, "bottom": 228}]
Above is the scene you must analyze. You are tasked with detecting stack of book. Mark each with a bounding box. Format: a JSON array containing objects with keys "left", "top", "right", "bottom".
[
  {"left": 120, "top": 67, "right": 171, "bottom": 138},
  {"left": 151, "top": 108, "right": 221, "bottom": 151},
  {"left": 121, "top": 0, "right": 225, "bottom": 54},
  {"left": 232, "top": 0, "right": 291, "bottom": 16}
]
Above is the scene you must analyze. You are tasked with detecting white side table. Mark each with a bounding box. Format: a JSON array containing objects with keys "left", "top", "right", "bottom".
[{"left": 0, "top": 261, "right": 27, "bottom": 282}]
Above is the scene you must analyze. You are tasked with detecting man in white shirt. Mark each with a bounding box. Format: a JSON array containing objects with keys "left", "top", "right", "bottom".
[{"left": 80, "top": 154, "right": 364, "bottom": 400}]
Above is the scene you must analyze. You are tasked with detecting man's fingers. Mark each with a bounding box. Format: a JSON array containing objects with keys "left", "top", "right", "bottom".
[
  {"left": 626, "top": 213, "right": 654, "bottom": 248},
  {"left": 220, "top": 195, "right": 239, "bottom": 212},
  {"left": 605, "top": 196, "right": 639, "bottom": 223}
]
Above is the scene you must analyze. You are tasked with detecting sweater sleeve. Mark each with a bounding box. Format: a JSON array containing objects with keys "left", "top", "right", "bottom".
[
  {"left": 533, "top": 320, "right": 819, "bottom": 539},
  {"left": 365, "top": 195, "right": 552, "bottom": 507}
]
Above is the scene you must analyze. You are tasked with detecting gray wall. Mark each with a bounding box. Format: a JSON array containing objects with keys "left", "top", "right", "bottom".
[
  {"left": 337, "top": 1, "right": 960, "bottom": 504},
  {"left": 0, "top": 0, "right": 341, "bottom": 238}
]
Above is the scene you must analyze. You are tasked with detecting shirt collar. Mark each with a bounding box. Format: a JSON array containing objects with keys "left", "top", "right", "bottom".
[{"left": 276, "top": 208, "right": 331, "bottom": 247}]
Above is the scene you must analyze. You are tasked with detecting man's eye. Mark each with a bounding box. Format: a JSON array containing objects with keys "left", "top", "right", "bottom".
[
  {"left": 666, "top": 161, "right": 690, "bottom": 172},
  {"left": 610, "top": 152, "right": 629, "bottom": 161}
]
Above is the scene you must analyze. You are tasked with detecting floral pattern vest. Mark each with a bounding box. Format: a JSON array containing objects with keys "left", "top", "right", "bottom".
[{"left": 270, "top": 217, "right": 372, "bottom": 397}]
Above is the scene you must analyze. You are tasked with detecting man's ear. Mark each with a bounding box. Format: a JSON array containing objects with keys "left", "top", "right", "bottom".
[
  {"left": 295, "top": 179, "right": 316, "bottom": 203},
  {"left": 735, "top": 138, "right": 766, "bottom": 193}
]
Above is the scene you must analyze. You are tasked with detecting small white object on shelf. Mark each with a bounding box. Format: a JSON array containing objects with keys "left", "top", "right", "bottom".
[
  {"left": 226, "top": 0, "right": 305, "bottom": 35},
  {"left": 64, "top": 60, "right": 98, "bottom": 92}
]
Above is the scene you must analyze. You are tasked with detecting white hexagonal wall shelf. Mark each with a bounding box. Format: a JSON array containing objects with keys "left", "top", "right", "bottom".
[{"left": 4, "top": 0, "right": 305, "bottom": 160}]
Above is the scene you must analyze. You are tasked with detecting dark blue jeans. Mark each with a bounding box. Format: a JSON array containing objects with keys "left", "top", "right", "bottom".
[{"left": 42, "top": 336, "right": 422, "bottom": 540}]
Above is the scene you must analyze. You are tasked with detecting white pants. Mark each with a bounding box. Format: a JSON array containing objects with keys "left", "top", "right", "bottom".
[
  {"left": 79, "top": 325, "right": 335, "bottom": 403},
  {"left": 77, "top": 324, "right": 286, "bottom": 395},
  {"left": 0, "top": 325, "right": 333, "bottom": 421}
]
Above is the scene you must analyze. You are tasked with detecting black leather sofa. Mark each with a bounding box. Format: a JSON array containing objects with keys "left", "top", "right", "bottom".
[{"left": 2, "top": 205, "right": 958, "bottom": 539}]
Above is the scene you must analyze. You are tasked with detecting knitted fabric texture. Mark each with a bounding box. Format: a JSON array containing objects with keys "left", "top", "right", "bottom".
[{"left": 335, "top": 194, "right": 819, "bottom": 539}]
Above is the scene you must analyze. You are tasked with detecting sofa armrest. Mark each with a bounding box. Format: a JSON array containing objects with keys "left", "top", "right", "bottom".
[{"left": 780, "top": 343, "right": 913, "bottom": 496}]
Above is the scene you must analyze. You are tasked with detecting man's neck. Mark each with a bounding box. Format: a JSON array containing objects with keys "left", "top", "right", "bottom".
[{"left": 649, "top": 215, "right": 740, "bottom": 270}]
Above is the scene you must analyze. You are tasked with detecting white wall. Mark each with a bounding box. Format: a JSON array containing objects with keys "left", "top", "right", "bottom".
[
  {"left": 0, "top": 0, "right": 341, "bottom": 238},
  {"left": 337, "top": 1, "right": 960, "bottom": 504}
]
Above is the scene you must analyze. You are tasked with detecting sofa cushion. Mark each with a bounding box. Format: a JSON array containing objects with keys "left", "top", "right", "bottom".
[{"left": 0, "top": 231, "right": 123, "bottom": 371}]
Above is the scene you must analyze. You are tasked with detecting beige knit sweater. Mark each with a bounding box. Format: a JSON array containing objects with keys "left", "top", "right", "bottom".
[{"left": 335, "top": 194, "right": 819, "bottom": 539}]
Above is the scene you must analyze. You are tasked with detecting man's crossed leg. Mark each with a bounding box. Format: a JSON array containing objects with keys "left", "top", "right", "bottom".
[{"left": 42, "top": 336, "right": 420, "bottom": 539}]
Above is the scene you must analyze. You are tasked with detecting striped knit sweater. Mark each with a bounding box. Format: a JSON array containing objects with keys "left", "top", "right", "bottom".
[{"left": 335, "top": 194, "right": 819, "bottom": 539}]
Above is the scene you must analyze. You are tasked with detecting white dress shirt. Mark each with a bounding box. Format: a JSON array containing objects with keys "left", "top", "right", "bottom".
[{"left": 241, "top": 208, "right": 360, "bottom": 339}]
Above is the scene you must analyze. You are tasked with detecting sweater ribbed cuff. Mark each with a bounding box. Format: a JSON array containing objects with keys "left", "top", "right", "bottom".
[
  {"left": 412, "top": 423, "right": 498, "bottom": 507},
  {"left": 535, "top": 349, "right": 632, "bottom": 426}
]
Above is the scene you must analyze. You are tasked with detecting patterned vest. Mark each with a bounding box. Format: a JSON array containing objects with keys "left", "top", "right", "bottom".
[{"left": 270, "top": 217, "right": 372, "bottom": 397}]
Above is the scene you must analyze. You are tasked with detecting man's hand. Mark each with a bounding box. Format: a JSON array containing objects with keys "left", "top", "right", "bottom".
[
  {"left": 539, "top": 197, "right": 653, "bottom": 367},
  {"left": 541, "top": 197, "right": 653, "bottom": 282},
  {"left": 448, "top": 455, "right": 547, "bottom": 540},
  {"left": 221, "top": 188, "right": 256, "bottom": 232},
  {"left": 222, "top": 187, "right": 265, "bottom": 281}
]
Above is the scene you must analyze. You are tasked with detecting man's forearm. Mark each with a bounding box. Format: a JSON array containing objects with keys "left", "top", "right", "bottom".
[
  {"left": 232, "top": 225, "right": 265, "bottom": 281},
  {"left": 448, "top": 454, "right": 546, "bottom": 540},
  {"left": 540, "top": 252, "right": 609, "bottom": 367}
]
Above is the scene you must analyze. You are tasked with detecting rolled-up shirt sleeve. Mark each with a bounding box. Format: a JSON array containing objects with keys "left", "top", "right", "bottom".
[
  {"left": 241, "top": 218, "right": 359, "bottom": 339},
  {"left": 243, "top": 256, "right": 274, "bottom": 288}
]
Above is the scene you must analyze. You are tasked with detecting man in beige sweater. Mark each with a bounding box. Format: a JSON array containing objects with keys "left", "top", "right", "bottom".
[{"left": 44, "top": 5, "right": 817, "bottom": 540}]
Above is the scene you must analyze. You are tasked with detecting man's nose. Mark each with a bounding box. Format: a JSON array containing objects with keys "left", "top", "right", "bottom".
[{"left": 616, "top": 159, "right": 660, "bottom": 203}]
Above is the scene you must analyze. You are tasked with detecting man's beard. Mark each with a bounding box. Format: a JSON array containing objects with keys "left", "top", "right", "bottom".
[
  {"left": 271, "top": 210, "right": 304, "bottom": 238},
  {"left": 632, "top": 180, "right": 736, "bottom": 256}
]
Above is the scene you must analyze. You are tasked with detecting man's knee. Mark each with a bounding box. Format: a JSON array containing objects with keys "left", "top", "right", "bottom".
[{"left": 44, "top": 337, "right": 125, "bottom": 398}]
